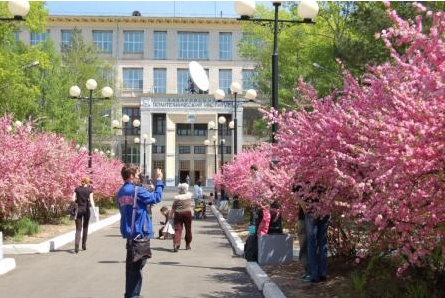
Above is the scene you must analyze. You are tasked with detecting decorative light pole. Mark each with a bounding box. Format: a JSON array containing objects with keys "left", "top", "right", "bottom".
[
  {"left": 1, "top": 0, "right": 30, "bottom": 22},
  {"left": 235, "top": 0, "right": 319, "bottom": 143},
  {"left": 135, "top": 134, "right": 156, "bottom": 182},
  {"left": 208, "top": 116, "right": 232, "bottom": 200},
  {"left": 124, "top": 115, "right": 140, "bottom": 164},
  {"left": 214, "top": 82, "right": 256, "bottom": 155},
  {"left": 69, "top": 79, "right": 113, "bottom": 170}
]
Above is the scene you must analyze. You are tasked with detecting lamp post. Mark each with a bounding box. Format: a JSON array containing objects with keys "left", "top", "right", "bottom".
[
  {"left": 1, "top": 0, "right": 30, "bottom": 22},
  {"left": 122, "top": 115, "right": 140, "bottom": 164},
  {"left": 137, "top": 134, "right": 156, "bottom": 181},
  {"left": 209, "top": 116, "right": 231, "bottom": 200},
  {"left": 214, "top": 83, "right": 256, "bottom": 155},
  {"left": 235, "top": 0, "right": 319, "bottom": 143},
  {"left": 69, "top": 79, "right": 113, "bottom": 170}
]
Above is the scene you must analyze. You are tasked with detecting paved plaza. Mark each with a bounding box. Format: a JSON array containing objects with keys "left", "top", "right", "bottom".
[{"left": 0, "top": 189, "right": 266, "bottom": 298}]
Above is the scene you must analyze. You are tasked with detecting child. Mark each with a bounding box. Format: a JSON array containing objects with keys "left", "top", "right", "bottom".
[
  {"left": 158, "top": 206, "right": 174, "bottom": 239},
  {"left": 256, "top": 199, "right": 271, "bottom": 235}
]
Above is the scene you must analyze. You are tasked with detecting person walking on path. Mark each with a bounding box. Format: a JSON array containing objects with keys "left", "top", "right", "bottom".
[
  {"left": 193, "top": 179, "right": 203, "bottom": 207},
  {"left": 116, "top": 165, "right": 164, "bottom": 298},
  {"left": 72, "top": 176, "right": 97, "bottom": 253},
  {"left": 171, "top": 183, "right": 193, "bottom": 252}
]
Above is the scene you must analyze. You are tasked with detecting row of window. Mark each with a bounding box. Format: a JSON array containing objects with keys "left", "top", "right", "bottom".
[
  {"left": 123, "top": 68, "right": 256, "bottom": 94},
  {"left": 123, "top": 143, "right": 229, "bottom": 165},
  {"left": 120, "top": 112, "right": 237, "bottom": 138},
  {"left": 30, "top": 30, "right": 234, "bottom": 60},
  {"left": 178, "top": 145, "right": 231, "bottom": 155}
]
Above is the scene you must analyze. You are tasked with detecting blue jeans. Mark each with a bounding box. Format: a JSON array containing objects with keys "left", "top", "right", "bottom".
[
  {"left": 305, "top": 213, "right": 330, "bottom": 282},
  {"left": 125, "top": 241, "right": 147, "bottom": 298}
]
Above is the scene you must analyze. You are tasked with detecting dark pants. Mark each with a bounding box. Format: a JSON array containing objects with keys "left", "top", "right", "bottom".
[
  {"left": 173, "top": 210, "right": 192, "bottom": 248},
  {"left": 75, "top": 208, "right": 90, "bottom": 250},
  {"left": 305, "top": 214, "right": 330, "bottom": 282},
  {"left": 125, "top": 240, "right": 147, "bottom": 298},
  {"left": 298, "top": 218, "right": 308, "bottom": 274}
]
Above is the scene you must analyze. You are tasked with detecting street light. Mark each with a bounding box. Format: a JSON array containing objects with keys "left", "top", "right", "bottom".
[
  {"left": 209, "top": 116, "right": 231, "bottom": 200},
  {"left": 121, "top": 115, "right": 140, "bottom": 164},
  {"left": 69, "top": 79, "right": 113, "bottom": 170},
  {"left": 235, "top": 0, "right": 319, "bottom": 143},
  {"left": 1, "top": 0, "right": 30, "bottom": 22},
  {"left": 214, "top": 82, "right": 256, "bottom": 155},
  {"left": 135, "top": 134, "right": 156, "bottom": 182}
]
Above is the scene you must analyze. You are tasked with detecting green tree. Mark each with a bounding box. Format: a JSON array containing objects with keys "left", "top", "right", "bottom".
[
  {"left": 0, "top": 2, "right": 47, "bottom": 120},
  {"left": 58, "top": 30, "right": 115, "bottom": 147}
]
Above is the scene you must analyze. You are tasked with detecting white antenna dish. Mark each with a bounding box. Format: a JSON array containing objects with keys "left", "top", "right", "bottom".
[{"left": 189, "top": 61, "right": 209, "bottom": 92}]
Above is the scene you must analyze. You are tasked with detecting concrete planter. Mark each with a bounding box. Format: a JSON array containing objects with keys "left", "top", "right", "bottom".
[
  {"left": 258, "top": 234, "right": 293, "bottom": 265},
  {"left": 227, "top": 208, "right": 245, "bottom": 224}
]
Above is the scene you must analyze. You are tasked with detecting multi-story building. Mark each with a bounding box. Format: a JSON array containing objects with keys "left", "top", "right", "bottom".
[{"left": 19, "top": 12, "right": 265, "bottom": 186}]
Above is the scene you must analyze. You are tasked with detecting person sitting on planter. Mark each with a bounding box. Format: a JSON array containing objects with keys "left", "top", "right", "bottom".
[{"left": 268, "top": 200, "right": 283, "bottom": 234}]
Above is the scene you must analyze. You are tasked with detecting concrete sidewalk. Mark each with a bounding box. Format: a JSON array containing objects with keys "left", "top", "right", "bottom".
[{"left": 0, "top": 190, "right": 265, "bottom": 298}]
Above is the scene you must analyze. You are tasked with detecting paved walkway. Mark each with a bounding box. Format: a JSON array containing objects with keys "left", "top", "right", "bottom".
[{"left": 0, "top": 190, "right": 264, "bottom": 298}]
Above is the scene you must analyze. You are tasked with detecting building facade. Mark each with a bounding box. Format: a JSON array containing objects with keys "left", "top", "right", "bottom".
[{"left": 20, "top": 14, "right": 264, "bottom": 186}]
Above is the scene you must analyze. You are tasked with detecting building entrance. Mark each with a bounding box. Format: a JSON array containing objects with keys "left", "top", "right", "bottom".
[{"left": 179, "top": 170, "right": 190, "bottom": 184}]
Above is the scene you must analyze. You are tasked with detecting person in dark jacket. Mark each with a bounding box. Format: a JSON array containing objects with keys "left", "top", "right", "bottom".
[
  {"left": 72, "top": 176, "right": 97, "bottom": 253},
  {"left": 116, "top": 165, "right": 164, "bottom": 298}
]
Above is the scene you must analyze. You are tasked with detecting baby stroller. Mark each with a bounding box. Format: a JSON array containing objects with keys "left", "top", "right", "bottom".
[{"left": 193, "top": 197, "right": 207, "bottom": 219}]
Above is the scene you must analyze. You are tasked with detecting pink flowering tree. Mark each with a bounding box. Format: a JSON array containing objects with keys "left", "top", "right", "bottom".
[
  {"left": 220, "top": 3, "right": 445, "bottom": 273},
  {"left": 0, "top": 115, "right": 123, "bottom": 223}
]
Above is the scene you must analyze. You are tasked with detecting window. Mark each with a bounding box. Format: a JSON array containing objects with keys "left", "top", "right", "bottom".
[
  {"left": 193, "top": 124, "right": 207, "bottom": 136},
  {"left": 219, "top": 32, "right": 232, "bottom": 60},
  {"left": 194, "top": 145, "right": 206, "bottom": 154},
  {"left": 242, "top": 69, "right": 257, "bottom": 90},
  {"left": 180, "top": 160, "right": 190, "bottom": 170},
  {"left": 154, "top": 31, "right": 167, "bottom": 59},
  {"left": 124, "top": 31, "right": 144, "bottom": 53},
  {"left": 178, "top": 32, "right": 209, "bottom": 60},
  {"left": 30, "top": 32, "right": 48, "bottom": 45},
  {"left": 153, "top": 114, "right": 166, "bottom": 135},
  {"left": 177, "top": 69, "right": 190, "bottom": 95},
  {"left": 123, "top": 68, "right": 143, "bottom": 91},
  {"left": 177, "top": 124, "right": 191, "bottom": 136},
  {"left": 93, "top": 30, "right": 113, "bottom": 53},
  {"left": 153, "top": 68, "right": 167, "bottom": 94},
  {"left": 152, "top": 145, "right": 165, "bottom": 154},
  {"left": 61, "top": 30, "right": 72, "bottom": 48},
  {"left": 123, "top": 145, "right": 140, "bottom": 165},
  {"left": 219, "top": 69, "right": 232, "bottom": 94},
  {"left": 152, "top": 160, "right": 165, "bottom": 173},
  {"left": 179, "top": 145, "right": 191, "bottom": 154},
  {"left": 14, "top": 31, "right": 19, "bottom": 42},
  {"left": 122, "top": 107, "right": 140, "bottom": 135},
  {"left": 219, "top": 145, "right": 231, "bottom": 155}
]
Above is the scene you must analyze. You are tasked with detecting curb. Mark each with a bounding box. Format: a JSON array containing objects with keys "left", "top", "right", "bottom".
[
  {"left": 0, "top": 258, "right": 16, "bottom": 276},
  {"left": 3, "top": 213, "right": 121, "bottom": 255},
  {"left": 211, "top": 206, "right": 287, "bottom": 298}
]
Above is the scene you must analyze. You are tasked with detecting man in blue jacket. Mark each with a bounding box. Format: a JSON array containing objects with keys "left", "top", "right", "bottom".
[{"left": 116, "top": 165, "right": 164, "bottom": 298}]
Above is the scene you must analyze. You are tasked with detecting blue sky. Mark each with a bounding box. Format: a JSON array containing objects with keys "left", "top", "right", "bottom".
[{"left": 44, "top": 1, "right": 244, "bottom": 18}]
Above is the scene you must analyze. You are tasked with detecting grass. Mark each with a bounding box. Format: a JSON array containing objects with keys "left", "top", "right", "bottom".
[{"left": 0, "top": 217, "right": 40, "bottom": 238}]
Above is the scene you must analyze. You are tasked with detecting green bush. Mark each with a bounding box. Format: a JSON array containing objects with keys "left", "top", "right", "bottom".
[{"left": 0, "top": 217, "right": 40, "bottom": 238}]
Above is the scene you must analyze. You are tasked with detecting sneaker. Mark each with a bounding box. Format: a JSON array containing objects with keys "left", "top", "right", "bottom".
[
  {"left": 301, "top": 275, "right": 319, "bottom": 283},
  {"left": 300, "top": 273, "right": 310, "bottom": 279}
]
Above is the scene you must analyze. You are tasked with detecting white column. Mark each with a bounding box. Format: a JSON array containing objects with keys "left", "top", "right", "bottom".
[{"left": 165, "top": 114, "right": 177, "bottom": 186}]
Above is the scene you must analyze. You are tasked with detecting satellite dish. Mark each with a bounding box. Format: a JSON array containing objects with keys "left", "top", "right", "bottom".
[{"left": 189, "top": 61, "right": 209, "bottom": 92}]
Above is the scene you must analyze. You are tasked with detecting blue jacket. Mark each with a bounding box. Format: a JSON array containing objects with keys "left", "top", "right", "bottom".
[{"left": 116, "top": 180, "right": 164, "bottom": 239}]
